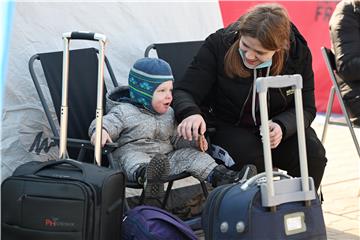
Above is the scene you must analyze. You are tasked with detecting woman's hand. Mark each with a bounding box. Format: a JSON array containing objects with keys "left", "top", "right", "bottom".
[
  {"left": 177, "top": 114, "right": 206, "bottom": 141},
  {"left": 269, "top": 121, "right": 282, "bottom": 149},
  {"left": 91, "top": 128, "right": 113, "bottom": 147}
]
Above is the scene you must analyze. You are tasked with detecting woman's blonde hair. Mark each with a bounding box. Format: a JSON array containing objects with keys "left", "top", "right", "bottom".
[{"left": 224, "top": 3, "right": 291, "bottom": 78}]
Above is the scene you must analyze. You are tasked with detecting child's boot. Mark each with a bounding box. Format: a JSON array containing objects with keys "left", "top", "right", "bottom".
[
  {"left": 209, "top": 164, "right": 257, "bottom": 188},
  {"left": 143, "top": 153, "right": 170, "bottom": 198}
]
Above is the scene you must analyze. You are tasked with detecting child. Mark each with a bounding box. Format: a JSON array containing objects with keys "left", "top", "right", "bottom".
[{"left": 89, "top": 58, "right": 256, "bottom": 202}]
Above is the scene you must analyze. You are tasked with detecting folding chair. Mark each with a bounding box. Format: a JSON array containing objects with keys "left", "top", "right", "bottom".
[
  {"left": 320, "top": 46, "right": 360, "bottom": 157},
  {"left": 30, "top": 46, "right": 206, "bottom": 214},
  {"left": 144, "top": 40, "right": 204, "bottom": 81},
  {"left": 29, "top": 47, "right": 120, "bottom": 167}
]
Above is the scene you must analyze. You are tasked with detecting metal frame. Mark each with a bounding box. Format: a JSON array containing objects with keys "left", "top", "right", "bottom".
[
  {"left": 29, "top": 47, "right": 119, "bottom": 166},
  {"left": 257, "top": 75, "right": 315, "bottom": 209},
  {"left": 320, "top": 47, "right": 360, "bottom": 157}
]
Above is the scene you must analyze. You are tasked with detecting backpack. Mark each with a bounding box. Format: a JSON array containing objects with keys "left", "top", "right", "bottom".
[{"left": 121, "top": 206, "right": 197, "bottom": 240}]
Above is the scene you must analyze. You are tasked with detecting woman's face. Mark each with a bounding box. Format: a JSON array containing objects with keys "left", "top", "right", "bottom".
[{"left": 239, "top": 36, "right": 277, "bottom": 68}]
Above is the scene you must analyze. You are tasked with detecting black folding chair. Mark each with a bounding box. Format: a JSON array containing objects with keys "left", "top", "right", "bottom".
[
  {"left": 144, "top": 40, "right": 204, "bottom": 81},
  {"left": 29, "top": 47, "right": 119, "bottom": 166},
  {"left": 30, "top": 44, "right": 207, "bottom": 214},
  {"left": 320, "top": 46, "right": 360, "bottom": 157}
]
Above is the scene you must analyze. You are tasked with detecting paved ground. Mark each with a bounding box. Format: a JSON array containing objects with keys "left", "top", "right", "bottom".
[{"left": 312, "top": 116, "right": 360, "bottom": 240}]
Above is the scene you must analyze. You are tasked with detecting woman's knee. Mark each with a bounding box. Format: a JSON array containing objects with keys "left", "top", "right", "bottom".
[
  {"left": 212, "top": 128, "right": 263, "bottom": 169},
  {"left": 306, "top": 128, "right": 327, "bottom": 166}
]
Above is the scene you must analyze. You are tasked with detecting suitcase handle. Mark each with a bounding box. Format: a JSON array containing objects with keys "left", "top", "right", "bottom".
[
  {"left": 240, "top": 171, "right": 292, "bottom": 191},
  {"left": 33, "top": 160, "right": 85, "bottom": 176},
  {"left": 60, "top": 32, "right": 107, "bottom": 166},
  {"left": 256, "top": 74, "right": 302, "bottom": 91},
  {"left": 63, "top": 31, "right": 107, "bottom": 42},
  {"left": 256, "top": 74, "right": 316, "bottom": 207}
]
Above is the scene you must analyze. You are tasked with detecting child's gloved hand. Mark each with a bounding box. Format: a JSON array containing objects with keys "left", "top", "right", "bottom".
[
  {"left": 91, "top": 129, "right": 113, "bottom": 147},
  {"left": 198, "top": 134, "right": 208, "bottom": 152}
]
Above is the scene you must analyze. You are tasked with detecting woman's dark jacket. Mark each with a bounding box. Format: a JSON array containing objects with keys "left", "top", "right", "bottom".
[
  {"left": 329, "top": 0, "right": 360, "bottom": 99},
  {"left": 173, "top": 23, "right": 316, "bottom": 140}
]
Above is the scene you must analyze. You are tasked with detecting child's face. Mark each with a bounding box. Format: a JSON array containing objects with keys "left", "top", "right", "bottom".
[{"left": 151, "top": 81, "right": 173, "bottom": 114}]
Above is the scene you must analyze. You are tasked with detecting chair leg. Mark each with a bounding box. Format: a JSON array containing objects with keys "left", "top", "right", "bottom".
[
  {"left": 336, "top": 90, "right": 360, "bottom": 157},
  {"left": 139, "top": 190, "right": 145, "bottom": 205},
  {"left": 124, "top": 198, "right": 130, "bottom": 212},
  {"left": 347, "top": 125, "right": 360, "bottom": 157},
  {"left": 75, "top": 147, "right": 85, "bottom": 161},
  {"left": 106, "top": 152, "right": 115, "bottom": 169},
  {"left": 322, "top": 86, "right": 335, "bottom": 144},
  {"left": 200, "top": 181, "right": 209, "bottom": 198},
  {"left": 162, "top": 181, "right": 174, "bottom": 209}
]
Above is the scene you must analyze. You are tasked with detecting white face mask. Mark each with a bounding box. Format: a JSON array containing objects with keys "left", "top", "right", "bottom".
[{"left": 238, "top": 49, "right": 273, "bottom": 69}]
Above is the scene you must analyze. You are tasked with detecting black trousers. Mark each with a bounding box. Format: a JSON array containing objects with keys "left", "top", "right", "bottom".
[
  {"left": 339, "top": 79, "right": 360, "bottom": 126},
  {"left": 344, "top": 97, "right": 360, "bottom": 126},
  {"left": 211, "top": 123, "right": 327, "bottom": 190}
]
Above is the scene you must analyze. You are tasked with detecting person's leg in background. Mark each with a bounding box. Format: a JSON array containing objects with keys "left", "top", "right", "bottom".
[
  {"left": 340, "top": 80, "right": 360, "bottom": 127},
  {"left": 344, "top": 96, "right": 360, "bottom": 126}
]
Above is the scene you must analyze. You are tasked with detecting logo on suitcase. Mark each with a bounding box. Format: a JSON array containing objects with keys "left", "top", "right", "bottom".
[{"left": 44, "top": 217, "right": 75, "bottom": 228}]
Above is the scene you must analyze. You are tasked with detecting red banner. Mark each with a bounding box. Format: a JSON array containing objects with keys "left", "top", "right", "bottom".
[{"left": 219, "top": 1, "right": 340, "bottom": 113}]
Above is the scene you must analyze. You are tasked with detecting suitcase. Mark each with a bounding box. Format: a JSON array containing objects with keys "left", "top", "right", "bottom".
[
  {"left": 201, "top": 75, "right": 327, "bottom": 240},
  {"left": 1, "top": 32, "right": 126, "bottom": 240}
]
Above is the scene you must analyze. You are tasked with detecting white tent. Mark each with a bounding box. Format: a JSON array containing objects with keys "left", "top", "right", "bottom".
[{"left": 1, "top": 1, "right": 223, "bottom": 181}]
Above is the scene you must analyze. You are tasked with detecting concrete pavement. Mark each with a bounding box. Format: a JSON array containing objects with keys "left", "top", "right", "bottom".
[{"left": 312, "top": 116, "right": 360, "bottom": 240}]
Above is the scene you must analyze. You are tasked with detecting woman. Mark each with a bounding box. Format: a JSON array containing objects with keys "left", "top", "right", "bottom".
[{"left": 173, "top": 3, "right": 327, "bottom": 189}]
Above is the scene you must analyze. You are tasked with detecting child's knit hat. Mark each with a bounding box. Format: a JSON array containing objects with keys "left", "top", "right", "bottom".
[{"left": 128, "top": 58, "right": 174, "bottom": 113}]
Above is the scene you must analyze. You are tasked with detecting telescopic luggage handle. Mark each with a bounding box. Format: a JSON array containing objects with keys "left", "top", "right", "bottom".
[
  {"left": 59, "top": 31, "right": 106, "bottom": 166},
  {"left": 63, "top": 31, "right": 107, "bottom": 42},
  {"left": 256, "top": 74, "right": 316, "bottom": 208}
]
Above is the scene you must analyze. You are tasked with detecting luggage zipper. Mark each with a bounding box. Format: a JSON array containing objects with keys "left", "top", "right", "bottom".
[
  {"left": 202, "top": 187, "right": 222, "bottom": 236},
  {"left": 235, "top": 85, "right": 253, "bottom": 126},
  {"left": 245, "top": 188, "right": 259, "bottom": 237},
  {"left": 208, "top": 184, "right": 236, "bottom": 240}
]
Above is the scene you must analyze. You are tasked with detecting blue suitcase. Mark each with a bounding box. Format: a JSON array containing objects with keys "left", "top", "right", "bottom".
[{"left": 201, "top": 75, "right": 327, "bottom": 240}]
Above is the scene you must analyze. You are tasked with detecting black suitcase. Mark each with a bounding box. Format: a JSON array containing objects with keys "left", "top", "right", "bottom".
[
  {"left": 1, "top": 32, "right": 126, "bottom": 240},
  {"left": 2, "top": 160, "right": 125, "bottom": 240}
]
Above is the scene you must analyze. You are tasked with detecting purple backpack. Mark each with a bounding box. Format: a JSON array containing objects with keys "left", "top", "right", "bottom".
[{"left": 122, "top": 205, "right": 197, "bottom": 240}]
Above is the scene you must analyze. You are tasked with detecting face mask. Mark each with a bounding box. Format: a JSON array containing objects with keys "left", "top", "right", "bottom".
[{"left": 238, "top": 49, "right": 272, "bottom": 69}]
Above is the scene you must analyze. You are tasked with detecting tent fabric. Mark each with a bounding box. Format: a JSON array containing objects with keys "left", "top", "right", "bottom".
[
  {"left": 1, "top": 2, "right": 223, "bottom": 181},
  {"left": 1, "top": 1, "right": 340, "bottom": 181}
]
